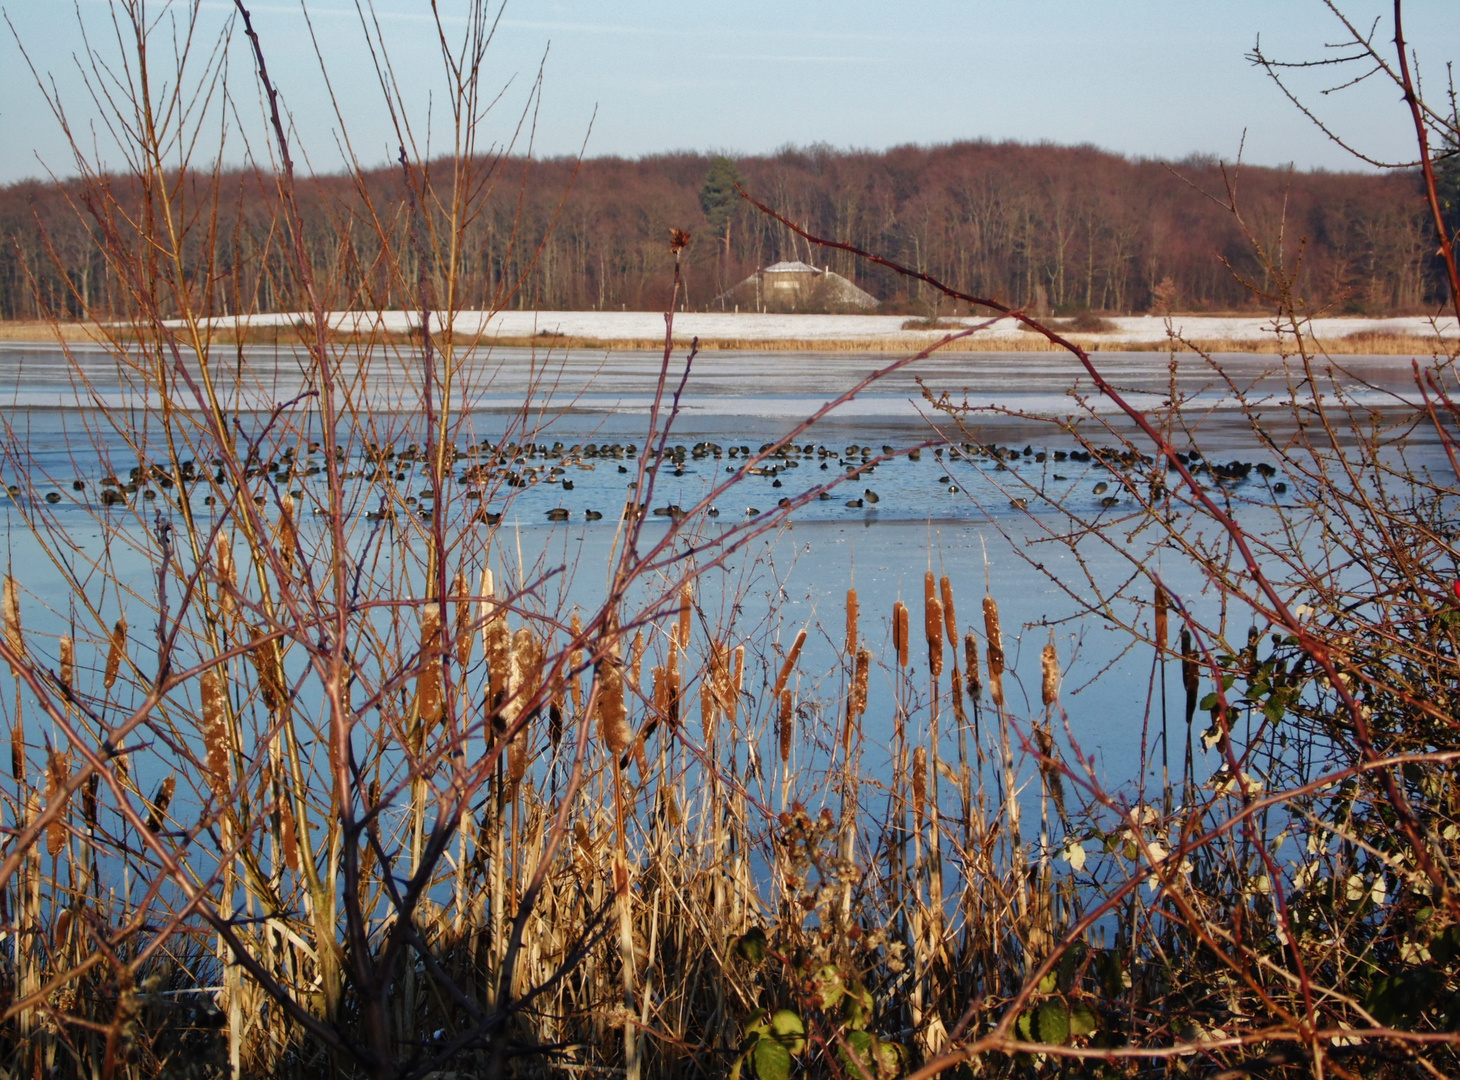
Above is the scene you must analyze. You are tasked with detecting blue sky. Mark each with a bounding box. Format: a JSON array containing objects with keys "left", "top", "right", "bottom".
[{"left": 1, "top": 1, "right": 1455, "bottom": 185}]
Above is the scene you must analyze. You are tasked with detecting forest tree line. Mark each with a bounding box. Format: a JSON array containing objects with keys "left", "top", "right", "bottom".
[{"left": 0, "top": 139, "right": 1445, "bottom": 321}]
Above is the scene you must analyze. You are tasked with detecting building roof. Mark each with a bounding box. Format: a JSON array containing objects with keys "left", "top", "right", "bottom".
[{"left": 762, "top": 260, "right": 821, "bottom": 274}]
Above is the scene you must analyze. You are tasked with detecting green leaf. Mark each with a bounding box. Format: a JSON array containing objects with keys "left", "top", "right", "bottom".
[
  {"left": 743, "top": 1008, "right": 770, "bottom": 1042},
  {"left": 735, "top": 926, "right": 768, "bottom": 965},
  {"left": 842, "top": 981, "right": 875, "bottom": 1030},
  {"left": 1035, "top": 1001, "right": 1070, "bottom": 1045},
  {"left": 1037, "top": 970, "right": 1057, "bottom": 994},
  {"left": 839, "top": 1030, "right": 877, "bottom": 1079},
  {"left": 729, "top": 1050, "right": 748, "bottom": 1080},
  {"left": 752, "top": 1037, "right": 792, "bottom": 1080},
  {"left": 875, "top": 1039, "right": 905, "bottom": 1080},
  {"left": 770, "top": 1009, "right": 806, "bottom": 1055},
  {"left": 1199, "top": 691, "right": 1219, "bottom": 711},
  {"left": 1069, "top": 1001, "right": 1098, "bottom": 1038},
  {"left": 1015, "top": 1010, "right": 1033, "bottom": 1041},
  {"left": 810, "top": 964, "right": 845, "bottom": 1011}
]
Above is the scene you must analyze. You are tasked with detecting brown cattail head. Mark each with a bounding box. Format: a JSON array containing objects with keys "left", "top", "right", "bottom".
[
  {"left": 216, "top": 536, "right": 236, "bottom": 617},
  {"left": 1041, "top": 640, "right": 1060, "bottom": 709},
  {"left": 416, "top": 603, "right": 444, "bottom": 726},
  {"left": 666, "top": 634, "right": 682, "bottom": 728},
  {"left": 453, "top": 570, "right": 473, "bottom": 668},
  {"left": 483, "top": 606, "right": 511, "bottom": 712},
  {"left": 892, "top": 601, "right": 906, "bottom": 667},
  {"left": 104, "top": 617, "right": 127, "bottom": 692},
  {"left": 277, "top": 493, "right": 297, "bottom": 570},
  {"left": 940, "top": 576, "right": 959, "bottom": 650},
  {"left": 1181, "top": 628, "right": 1199, "bottom": 724},
  {"left": 1154, "top": 584, "right": 1169, "bottom": 655},
  {"left": 779, "top": 689, "right": 794, "bottom": 764},
  {"left": 249, "top": 626, "right": 285, "bottom": 713},
  {"left": 279, "top": 790, "right": 301, "bottom": 872},
  {"left": 146, "top": 775, "right": 175, "bottom": 834},
  {"left": 700, "top": 672, "right": 717, "bottom": 749},
  {"left": 925, "top": 574, "right": 945, "bottom": 679},
  {"left": 45, "top": 750, "right": 69, "bottom": 857},
  {"left": 912, "top": 746, "right": 928, "bottom": 831},
  {"left": 568, "top": 611, "right": 584, "bottom": 711},
  {"left": 678, "top": 583, "right": 693, "bottom": 648},
  {"left": 630, "top": 629, "right": 645, "bottom": 689},
  {"left": 853, "top": 647, "right": 871, "bottom": 718},
  {"left": 729, "top": 644, "right": 745, "bottom": 723},
  {"left": 846, "top": 587, "right": 859, "bottom": 656},
  {"left": 83, "top": 773, "right": 98, "bottom": 830},
  {"left": 983, "top": 596, "right": 1005, "bottom": 708},
  {"left": 2, "top": 574, "right": 24, "bottom": 666},
  {"left": 201, "top": 668, "right": 230, "bottom": 801},
  {"left": 59, "top": 636, "right": 74, "bottom": 696},
  {"left": 771, "top": 628, "right": 807, "bottom": 703},
  {"left": 964, "top": 632, "right": 982, "bottom": 698},
  {"left": 508, "top": 626, "right": 543, "bottom": 721},
  {"left": 950, "top": 668, "right": 967, "bottom": 722},
  {"left": 596, "top": 635, "right": 630, "bottom": 757},
  {"left": 10, "top": 722, "right": 22, "bottom": 783}
]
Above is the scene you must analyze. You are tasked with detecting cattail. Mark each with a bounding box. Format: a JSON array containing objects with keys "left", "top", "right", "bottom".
[
  {"left": 568, "top": 611, "right": 584, "bottom": 711},
  {"left": 629, "top": 629, "right": 646, "bottom": 692},
  {"left": 1154, "top": 584, "right": 1169, "bottom": 655},
  {"left": 1041, "top": 640, "right": 1060, "bottom": 709},
  {"left": 912, "top": 746, "right": 928, "bottom": 831},
  {"left": 950, "top": 668, "right": 967, "bottom": 722},
  {"left": 483, "top": 606, "right": 511, "bottom": 717},
  {"left": 10, "top": 722, "right": 23, "bottom": 782},
  {"left": 700, "top": 672, "right": 717, "bottom": 749},
  {"left": 964, "top": 632, "right": 982, "bottom": 698},
  {"left": 983, "top": 596, "right": 1005, "bottom": 708},
  {"left": 2, "top": 574, "right": 23, "bottom": 666},
  {"left": 940, "top": 575, "right": 959, "bottom": 650},
  {"left": 852, "top": 647, "right": 871, "bottom": 718},
  {"left": 59, "top": 636, "right": 74, "bottom": 696},
  {"left": 453, "top": 570, "right": 473, "bottom": 668},
  {"left": 216, "top": 536, "right": 236, "bottom": 617},
  {"left": 925, "top": 572, "right": 944, "bottom": 678},
  {"left": 83, "top": 773, "right": 98, "bottom": 831},
  {"left": 277, "top": 493, "right": 296, "bottom": 570},
  {"left": 416, "top": 602, "right": 444, "bottom": 726},
  {"left": 771, "top": 628, "right": 807, "bottom": 703},
  {"left": 846, "top": 588, "right": 859, "bottom": 656},
  {"left": 779, "top": 689, "right": 795, "bottom": 764},
  {"left": 249, "top": 626, "right": 285, "bottom": 713},
  {"left": 1181, "top": 628, "right": 1199, "bottom": 725},
  {"left": 668, "top": 636, "right": 683, "bottom": 729},
  {"left": 897, "top": 603, "right": 910, "bottom": 669},
  {"left": 53, "top": 907, "right": 73, "bottom": 946},
  {"left": 201, "top": 668, "right": 230, "bottom": 801},
  {"left": 279, "top": 791, "right": 301, "bottom": 873},
  {"left": 146, "top": 775, "right": 175, "bottom": 834},
  {"left": 596, "top": 636, "right": 630, "bottom": 756},
  {"left": 678, "top": 583, "right": 693, "bottom": 647},
  {"left": 104, "top": 617, "right": 127, "bottom": 692},
  {"left": 45, "top": 750, "right": 69, "bottom": 857},
  {"left": 730, "top": 644, "right": 745, "bottom": 723}
]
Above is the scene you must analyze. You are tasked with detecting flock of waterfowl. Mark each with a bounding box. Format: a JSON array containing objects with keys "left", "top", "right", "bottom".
[{"left": 2, "top": 436, "right": 1289, "bottom": 522}]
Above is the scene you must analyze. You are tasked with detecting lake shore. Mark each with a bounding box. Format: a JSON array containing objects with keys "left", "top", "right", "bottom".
[{"left": 2, "top": 309, "right": 1457, "bottom": 354}]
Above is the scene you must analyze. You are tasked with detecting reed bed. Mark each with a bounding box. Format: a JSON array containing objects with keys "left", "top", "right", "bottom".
[{"left": 4, "top": 3, "right": 1460, "bottom": 1078}]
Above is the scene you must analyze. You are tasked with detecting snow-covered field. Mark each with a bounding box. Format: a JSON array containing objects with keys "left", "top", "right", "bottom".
[{"left": 206, "top": 309, "right": 1459, "bottom": 345}]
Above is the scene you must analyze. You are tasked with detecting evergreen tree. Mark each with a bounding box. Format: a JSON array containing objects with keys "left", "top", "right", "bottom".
[{"left": 699, "top": 156, "right": 743, "bottom": 253}]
